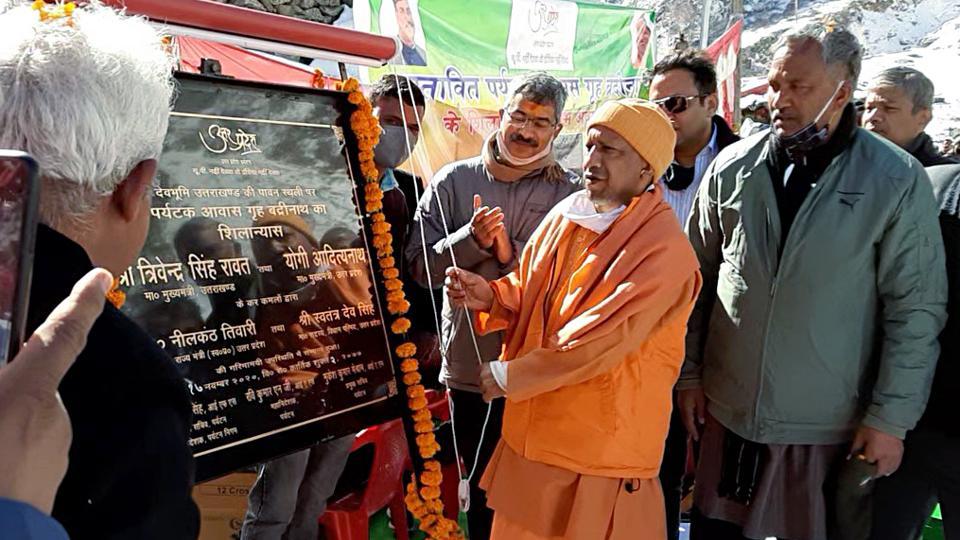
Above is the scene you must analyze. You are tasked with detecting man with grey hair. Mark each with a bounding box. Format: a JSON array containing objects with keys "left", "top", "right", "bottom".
[
  {"left": 0, "top": 3, "right": 199, "bottom": 538},
  {"left": 863, "top": 66, "right": 959, "bottom": 166},
  {"left": 681, "top": 27, "right": 946, "bottom": 539},
  {"left": 406, "top": 71, "right": 579, "bottom": 540}
]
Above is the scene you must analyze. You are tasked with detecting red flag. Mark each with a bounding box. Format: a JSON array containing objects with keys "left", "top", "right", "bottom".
[{"left": 706, "top": 19, "right": 744, "bottom": 127}]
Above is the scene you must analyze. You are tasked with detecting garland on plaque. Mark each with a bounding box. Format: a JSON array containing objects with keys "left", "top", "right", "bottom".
[
  {"left": 338, "top": 77, "right": 463, "bottom": 540},
  {"left": 106, "top": 278, "right": 126, "bottom": 309}
]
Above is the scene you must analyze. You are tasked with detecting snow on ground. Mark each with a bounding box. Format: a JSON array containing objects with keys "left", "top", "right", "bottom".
[{"left": 743, "top": 0, "right": 960, "bottom": 141}]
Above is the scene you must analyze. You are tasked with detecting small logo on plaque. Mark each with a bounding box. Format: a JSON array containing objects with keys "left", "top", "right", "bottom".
[{"left": 199, "top": 124, "right": 263, "bottom": 156}]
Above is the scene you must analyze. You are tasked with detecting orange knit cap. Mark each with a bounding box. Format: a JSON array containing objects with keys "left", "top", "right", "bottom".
[{"left": 587, "top": 98, "right": 677, "bottom": 180}]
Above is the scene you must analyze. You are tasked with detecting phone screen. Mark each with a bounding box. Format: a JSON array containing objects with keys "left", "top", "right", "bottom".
[{"left": 0, "top": 152, "right": 39, "bottom": 365}]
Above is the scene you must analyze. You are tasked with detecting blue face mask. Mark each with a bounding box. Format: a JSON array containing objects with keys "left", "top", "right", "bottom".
[
  {"left": 775, "top": 81, "right": 844, "bottom": 162},
  {"left": 374, "top": 124, "right": 418, "bottom": 170}
]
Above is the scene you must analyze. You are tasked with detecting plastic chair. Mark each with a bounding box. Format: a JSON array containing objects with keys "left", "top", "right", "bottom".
[{"left": 319, "top": 418, "right": 411, "bottom": 540}]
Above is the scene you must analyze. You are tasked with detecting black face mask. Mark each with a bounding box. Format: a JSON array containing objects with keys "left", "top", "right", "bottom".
[{"left": 774, "top": 81, "right": 843, "bottom": 163}]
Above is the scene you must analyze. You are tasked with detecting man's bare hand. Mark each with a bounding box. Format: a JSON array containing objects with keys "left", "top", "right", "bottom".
[
  {"left": 0, "top": 268, "right": 112, "bottom": 514},
  {"left": 470, "top": 194, "right": 505, "bottom": 250},
  {"left": 445, "top": 267, "right": 494, "bottom": 312},
  {"left": 678, "top": 387, "right": 707, "bottom": 441},
  {"left": 479, "top": 362, "right": 505, "bottom": 402},
  {"left": 851, "top": 425, "right": 904, "bottom": 477},
  {"left": 492, "top": 226, "right": 513, "bottom": 265}
]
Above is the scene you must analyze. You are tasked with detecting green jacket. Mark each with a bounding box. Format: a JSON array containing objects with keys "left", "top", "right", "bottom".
[{"left": 681, "top": 129, "right": 947, "bottom": 444}]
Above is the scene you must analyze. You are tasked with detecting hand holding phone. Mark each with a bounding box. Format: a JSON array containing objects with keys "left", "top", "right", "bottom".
[{"left": 0, "top": 151, "right": 39, "bottom": 365}]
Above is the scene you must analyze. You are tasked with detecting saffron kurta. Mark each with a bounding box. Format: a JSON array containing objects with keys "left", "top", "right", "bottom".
[{"left": 475, "top": 186, "right": 702, "bottom": 539}]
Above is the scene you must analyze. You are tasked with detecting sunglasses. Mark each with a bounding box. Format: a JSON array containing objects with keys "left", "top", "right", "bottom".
[{"left": 653, "top": 94, "right": 706, "bottom": 114}]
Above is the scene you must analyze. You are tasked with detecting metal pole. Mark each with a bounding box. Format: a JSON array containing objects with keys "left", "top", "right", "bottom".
[{"left": 700, "top": 0, "right": 714, "bottom": 48}]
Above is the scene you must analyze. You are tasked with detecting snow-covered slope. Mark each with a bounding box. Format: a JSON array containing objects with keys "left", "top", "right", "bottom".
[{"left": 740, "top": 0, "right": 960, "bottom": 141}]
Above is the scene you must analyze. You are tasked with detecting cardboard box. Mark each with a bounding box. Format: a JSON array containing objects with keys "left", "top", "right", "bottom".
[{"left": 193, "top": 472, "right": 257, "bottom": 540}]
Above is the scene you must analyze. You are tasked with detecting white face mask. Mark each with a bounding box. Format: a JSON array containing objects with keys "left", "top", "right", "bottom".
[
  {"left": 495, "top": 129, "right": 553, "bottom": 166},
  {"left": 558, "top": 191, "right": 626, "bottom": 233}
]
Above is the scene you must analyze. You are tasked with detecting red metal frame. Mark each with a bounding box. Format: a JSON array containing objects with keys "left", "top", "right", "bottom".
[{"left": 96, "top": 0, "right": 396, "bottom": 64}]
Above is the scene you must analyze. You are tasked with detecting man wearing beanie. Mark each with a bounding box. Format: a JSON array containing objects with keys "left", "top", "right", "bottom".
[
  {"left": 444, "top": 98, "right": 702, "bottom": 539},
  {"left": 682, "top": 28, "right": 945, "bottom": 539},
  {"left": 406, "top": 71, "right": 579, "bottom": 540}
]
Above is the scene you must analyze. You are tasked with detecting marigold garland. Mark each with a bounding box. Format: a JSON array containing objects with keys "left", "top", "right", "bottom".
[
  {"left": 341, "top": 77, "right": 463, "bottom": 539},
  {"left": 106, "top": 277, "right": 126, "bottom": 309}
]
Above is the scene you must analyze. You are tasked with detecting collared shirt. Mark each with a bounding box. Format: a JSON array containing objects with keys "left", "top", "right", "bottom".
[
  {"left": 380, "top": 168, "right": 399, "bottom": 192},
  {"left": 660, "top": 124, "right": 720, "bottom": 227}
]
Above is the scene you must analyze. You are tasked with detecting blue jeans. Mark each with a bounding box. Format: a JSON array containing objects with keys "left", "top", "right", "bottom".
[{"left": 241, "top": 436, "right": 354, "bottom": 540}]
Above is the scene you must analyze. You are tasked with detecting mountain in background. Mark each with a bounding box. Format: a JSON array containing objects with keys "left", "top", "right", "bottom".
[{"left": 608, "top": 0, "right": 960, "bottom": 141}]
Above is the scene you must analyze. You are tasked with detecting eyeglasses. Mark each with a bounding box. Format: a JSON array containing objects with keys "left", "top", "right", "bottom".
[
  {"left": 503, "top": 110, "right": 556, "bottom": 130},
  {"left": 653, "top": 94, "right": 706, "bottom": 114}
]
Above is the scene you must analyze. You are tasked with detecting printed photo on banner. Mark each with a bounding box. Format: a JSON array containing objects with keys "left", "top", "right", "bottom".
[
  {"left": 630, "top": 10, "right": 656, "bottom": 70},
  {"left": 506, "top": 0, "right": 579, "bottom": 71},
  {"left": 380, "top": 0, "right": 428, "bottom": 66}
]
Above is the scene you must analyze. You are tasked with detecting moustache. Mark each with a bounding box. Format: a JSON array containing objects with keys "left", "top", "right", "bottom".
[{"left": 509, "top": 133, "right": 538, "bottom": 146}]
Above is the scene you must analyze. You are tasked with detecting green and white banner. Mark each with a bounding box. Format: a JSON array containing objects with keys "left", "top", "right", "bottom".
[{"left": 353, "top": 0, "right": 656, "bottom": 111}]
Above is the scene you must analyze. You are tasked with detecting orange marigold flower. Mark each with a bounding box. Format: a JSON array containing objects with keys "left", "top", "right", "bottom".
[
  {"left": 419, "top": 485, "right": 442, "bottom": 501},
  {"left": 347, "top": 92, "right": 364, "bottom": 105},
  {"left": 372, "top": 234, "right": 391, "bottom": 250},
  {"left": 365, "top": 201, "right": 383, "bottom": 213},
  {"left": 420, "top": 470, "right": 442, "bottom": 487},
  {"left": 396, "top": 342, "right": 417, "bottom": 358},
  {"left": 400, "top": 359, "right": 419, "bottom": 373},
  {"left": 371, "top": 212, "right": 386, "bottom": 223},
  {"left": 419, "top": 445, "right": 439, "bottom": 459},
  {"left": 371, "top": 221, "right": 391, "bottom": 236},
  {"left": 387, "top": 299, "right": 410, "bottom": 315},
  {"left": 413, "top": 407, "right": 432, "bottom": 423},
  {"left": 409, "top": 503, "right": 429, "bottom": 520},
  {"left": 105, "top": 277, "right": 126, "bottom": 309},
  {"left": 425, "top": 498, "right": 444, "bottom": 514},
  {"left": 406, "top": 384, "right": 426, "bottom": 399},
  {"left": 386, "top": 290, "right": 404, "bottom": 303},
  {"left": 385, "top": 278, "right": 404, "bottom": 291},
  {"left": 423, "top": 460, "right": 441, "bottom": 472},
  {"left": 408, "top": 396, "right": 428, "bottom": 411},
  {"left": 382, "top": 267, "right": 400, "bottom": 279},
  {"left": 416, "top": 432, "right": 436, "bottom": 448},
  {"left": 402, "top": 372, "right": 421, "bottom": 386},
  {"left": 414, "top": 419, "right": 433, "bottom": 433},
  {"left": 377, "top": 244, "right": 394, "bottom": 257},
  {"left": 341, "top": 78, "right": 361, "bottom": 92},
  {"left": 391, "top": 317, "right": 411, "bottom": 334}
]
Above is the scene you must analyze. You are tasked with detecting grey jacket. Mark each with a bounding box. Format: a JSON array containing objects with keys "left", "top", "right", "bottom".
[
  {"left": 405, "top": 156, "right": 580, "bottom": 392},
  {"left": 682, "top": 130, "right": 947, "bottom": 444}
]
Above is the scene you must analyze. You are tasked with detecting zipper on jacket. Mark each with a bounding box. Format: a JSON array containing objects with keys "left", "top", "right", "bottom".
[{"left": 752, "top": 153, "right": 845, "bottom": 439}]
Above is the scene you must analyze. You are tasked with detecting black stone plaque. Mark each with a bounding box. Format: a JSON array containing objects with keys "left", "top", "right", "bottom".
[{"left": 119, "top": 73, "right": 400, "bottom": 481}]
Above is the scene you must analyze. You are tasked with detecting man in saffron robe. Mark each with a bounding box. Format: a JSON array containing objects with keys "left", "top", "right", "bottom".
[{"left": 445, "top": 99, "right": 702, "bottom": 539}]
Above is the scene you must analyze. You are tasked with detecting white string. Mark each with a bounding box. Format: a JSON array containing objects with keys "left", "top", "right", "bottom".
[{"left": 388, "top": 67, "right": 495, "bottom": 508}]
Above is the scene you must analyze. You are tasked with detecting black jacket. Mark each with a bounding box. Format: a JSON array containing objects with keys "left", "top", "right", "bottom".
[
  {"left": 26, "top": 225, "right": 200, "bottom": 539},
  {"left": 662, "top": 115, "right": 740, "bottom": 191},
  {"left": 381, "top": 170, "right": 443, "bottom": 379},
  {"left": 921, "top": 164, "right": 960, "bottom": 435},
  {"left": 906, "top": 132, "right": 960, "bottom": 167}
]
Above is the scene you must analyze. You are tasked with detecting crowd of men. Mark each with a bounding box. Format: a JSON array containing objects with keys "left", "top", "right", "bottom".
[{"left": 0, "top": 1, "right": 958, "bottom": 540}]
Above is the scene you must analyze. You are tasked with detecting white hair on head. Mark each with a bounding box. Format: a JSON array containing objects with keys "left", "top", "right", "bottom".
[{"left": 0, "top": 1, "right": 175, "bottom": 227}]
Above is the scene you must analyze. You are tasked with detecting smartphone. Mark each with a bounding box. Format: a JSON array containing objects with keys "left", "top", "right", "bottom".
[{"left": 0, "top": 151, "right": 40, "bottom": 365}]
